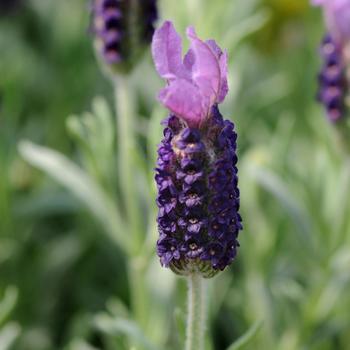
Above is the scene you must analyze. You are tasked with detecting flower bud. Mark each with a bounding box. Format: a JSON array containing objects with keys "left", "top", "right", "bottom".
[{"left": 91, "top": 0, "right": 158, "bottom": 74}]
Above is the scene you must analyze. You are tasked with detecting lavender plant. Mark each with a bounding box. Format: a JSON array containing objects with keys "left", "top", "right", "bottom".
[
  {"left": 8, "top": 0, "right": 350, "bottom": 348},
  {"left": 152, "top": 21, "right": 242, "bottom": 349}
]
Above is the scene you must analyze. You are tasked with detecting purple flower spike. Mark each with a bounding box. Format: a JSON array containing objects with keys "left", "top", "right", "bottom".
[
  {"left": 317, "top": 34, "right": 348, "bottom": 122},
  {"left": 312, "top": 0, "right": 350, "bottom": 121},
  {"left": 312, "top": 0, "right": 350, "bottom": 44},
  {"left": 152, "top": 21, "right": 228, "bottom": 128},
  {"left": 154, "top": 83, "right": 242, "bottom": 279}
]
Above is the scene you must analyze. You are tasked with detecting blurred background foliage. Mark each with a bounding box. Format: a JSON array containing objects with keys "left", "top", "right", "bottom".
[{"left": 1, "top": 0, "right": 350, "bottom": 349}]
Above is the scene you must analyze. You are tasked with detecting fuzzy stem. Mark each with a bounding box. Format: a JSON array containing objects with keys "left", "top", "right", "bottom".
[
  {"left": 114, "top": 76, "right": 143, "bottom": 253},
  {"left": 114, "top": 76, "right": 148, "bottom": 329},
  {"left": 128, "top": 257, "right": 148, "bottom": 328},
  {"left": 185, "top": 273, "right": 206, "bottom": 350}
]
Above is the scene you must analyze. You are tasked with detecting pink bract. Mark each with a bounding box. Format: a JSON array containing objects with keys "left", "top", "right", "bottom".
[
  {"left": 312, "top": 0, "right": 350, "bottom": 43},
  {"left": 152, "top": 21, "right": 228, "bottom": 127}
]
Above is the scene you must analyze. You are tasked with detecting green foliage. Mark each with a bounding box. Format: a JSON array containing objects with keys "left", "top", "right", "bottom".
[{"left": 1, "top": 0, "right": 350, "bottom": 349}]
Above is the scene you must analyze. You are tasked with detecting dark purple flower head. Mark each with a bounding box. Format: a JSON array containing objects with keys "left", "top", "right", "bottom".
[
  {"left": 155, "top": 106, "right": 242, "bottom": 278},
  {"left": 91, "top": 0, "right": 158, "bottom": 73},
  {"left": 317, "top": 33, "right": 348, "bottom": 122}
]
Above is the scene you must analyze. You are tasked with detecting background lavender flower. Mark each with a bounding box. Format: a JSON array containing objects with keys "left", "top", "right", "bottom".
[
  {"left": 153, "top": 22, "right": 242, "bottom": 277},
  {"left": 91, "top": 0, "right": 158, "bottom": 73},
  {"left": 317, "top": 34, "right": 348, "bottom": 121},
  {"left": 313, "top": 0, "right": 350, "bottom": 121}
]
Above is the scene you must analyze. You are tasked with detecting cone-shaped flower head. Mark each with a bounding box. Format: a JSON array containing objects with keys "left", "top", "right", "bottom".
[
  {"left": 153, "top": 21, "right": 242, "bottom": 278},
  {"left": 91, "top": 0, "right": 158, "bottom": 74},
  {"left": 313, "top": 1, "right": 350, "bottom": 121}
]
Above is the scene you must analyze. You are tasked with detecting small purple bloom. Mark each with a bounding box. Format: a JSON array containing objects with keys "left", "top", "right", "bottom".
[{"left": 157, "top": 236, "right": 181, "bottom": 266}]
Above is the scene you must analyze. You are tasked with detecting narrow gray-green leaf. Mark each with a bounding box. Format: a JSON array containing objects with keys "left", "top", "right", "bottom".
[
  {"left": 226, "top": 320, "right": 263, "bottom": 350},
  {"left": 223, "top": 10, "right": 270, "bottom": 51},
  {"left": 95, "top": 315, "right": 161, "bottom": 350},
  {"left": 0, "top": 287, "right": 18, "bottom": 327},
  {"left": 18, "top": 141, "right": 129, "bottom": 253},
  {"left": 0, "top": 323, "right": 21, "bottom": 350},
  {"left": 248, "top": 164, "right": 313, "bottom": 250},
  {"left": 65, "top": 339, "right": 100, "bottom": 350}
]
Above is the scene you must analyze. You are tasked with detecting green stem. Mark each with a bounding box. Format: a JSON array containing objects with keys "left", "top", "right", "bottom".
[
  {"left": 185, "top": 273, "right": 206, "bottom": 350},
  {"left": 114, "top": 76, "right": 143, "bottom": 253},
  {"left": 114, "top": 77, "right": 148, "bottom": 331},
  {"left": 128, "top": 257, "right": 148, "bottom": 328},
  {"left": 334, "top": 119, "right": 350, "bottom": 155}
]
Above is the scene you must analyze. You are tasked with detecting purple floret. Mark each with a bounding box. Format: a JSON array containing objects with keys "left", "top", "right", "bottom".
[{"left": 155, "top": 105, "right": 242, "bottom": 277}]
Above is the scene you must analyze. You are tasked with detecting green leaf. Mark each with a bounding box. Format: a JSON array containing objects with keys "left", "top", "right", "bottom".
[
  {"left": 248, "top": 164, "right": 313, "bottom": 250},
  {"left": 223, "top": 10, "right": 271, "bottom": 52},
  {"left": 94, "top": 315, "right": 161, "bottom": 350},
  {"left": 18, "top": 141, "right": 129, "bottom": 253},
  {"left": 174, "top": 307, "right": 186, "bottom": 345},
  {"left": 0, "top": 323, "right": 21, "bottom": 350},
  {"left": 66, "top": 96, "right": 116, "bottom": 189},
  {"left": 65, "top": 339, "right": 100, "bottom": 350},
  {"left": 0, "top": 287, "right": 18, "bottom": 327},
  {"left": 226, "top": 320, "right": 263, "bottom": 350}
]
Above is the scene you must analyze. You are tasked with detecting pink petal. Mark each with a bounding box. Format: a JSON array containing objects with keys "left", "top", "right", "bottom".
[
  {"left": 331, "top": 0, "right": 350, "bottom": 40},
  {"left": 151, "top": 21, "right": 186, "bottom": 80},
  {"left": 186, "top": 26, "right": 221, "bottom": 106},
  {"left": 322, "top": 0, "right": 350, "bottom": 42},
  {"left": 183, "top": 49, "right": 195, "bottom": 71},
  {"left": 206, "top": 39, "right": 229, "bottom": 103},
  {"left": 158, "top": 79, "right": 207, "bottom": 127}
]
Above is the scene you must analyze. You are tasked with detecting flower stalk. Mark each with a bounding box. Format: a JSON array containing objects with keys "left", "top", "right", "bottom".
[
  {"left": 114, "top": 77, "right": 148, "bottom": 329},
  {"left": 114, "top": 76, "right": 143, "bottom": 253},
  {"left": 186, "top": 273, "right": 206, "bottom": 350}
]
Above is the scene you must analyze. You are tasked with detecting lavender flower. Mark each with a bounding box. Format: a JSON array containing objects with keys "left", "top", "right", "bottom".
[
  {"left": 317, "top": 34, "right": 348, "bottom": 121},
  {"left": 313, "top": 0, "right": 350, "bottom": 121},
  {"left": 152, "top": 21, "right": 242, "bottom": 278},
  {"left": 91, "top": 0, "right": 158, "bottom": 73}
]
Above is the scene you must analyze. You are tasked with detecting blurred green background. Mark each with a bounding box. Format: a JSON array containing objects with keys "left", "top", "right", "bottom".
[{"left": 1, "top": 0, "right": 350, "bottom": 349}]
